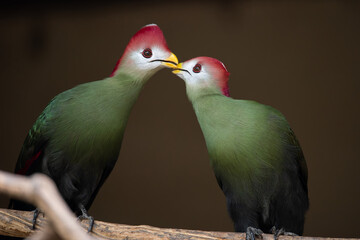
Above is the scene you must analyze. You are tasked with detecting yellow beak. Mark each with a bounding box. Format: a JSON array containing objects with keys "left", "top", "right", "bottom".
[
  {"left": 172, "top": 63, "right": 183, "bottom": 74},
  {"left": 161, "top": 53, "right": 179, "bottom": 68}
]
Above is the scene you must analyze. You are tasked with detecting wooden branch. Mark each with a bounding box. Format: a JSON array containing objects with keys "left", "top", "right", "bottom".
[
  {"left": 0, "top": 170, "right": 94, "bottom": 240},
  {"left": 0, "top": 171, "right": 358, "bottom": 240},
  {"left": 0, "top": 209, "right": 359, "bottom": 240}
]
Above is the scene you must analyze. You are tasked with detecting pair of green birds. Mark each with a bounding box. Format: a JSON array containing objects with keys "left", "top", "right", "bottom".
[{"left": 10, "top": 24, "right": 309, "bottom": 239}]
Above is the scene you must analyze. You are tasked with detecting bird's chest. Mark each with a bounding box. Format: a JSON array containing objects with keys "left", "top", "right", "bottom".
[{"left": 48, "top": 105, "right": 127, "bottom": 167}]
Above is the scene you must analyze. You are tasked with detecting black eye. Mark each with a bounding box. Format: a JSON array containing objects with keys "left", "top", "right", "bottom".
[
  {"left": 142, "top": 48, "right": 152, "bottom": 58},
  {"left": 193, "top": 64, "right": 202, "bottom": 73}
]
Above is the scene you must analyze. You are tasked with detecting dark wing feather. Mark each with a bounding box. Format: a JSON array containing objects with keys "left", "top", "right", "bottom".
[
  {"left": 84, "top": 157, "right": 118, "bottom": 210},
  {"left": 14, "top": 98, "right": 56, "bottom": 175},
  {"left": 286, "top": 128, "right": 308, "bottom": 195},
  {"left": 266, "top": 126, "right": 309, "bottom": 235},
  {"left": 9, "top": 100, "right": 54, "bottom": 210}
]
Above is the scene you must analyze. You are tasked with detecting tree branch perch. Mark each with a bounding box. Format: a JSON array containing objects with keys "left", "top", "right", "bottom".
[
  {"left": 0, "top": 209, "right": 358, "bottom": 240},
  {"left": 0, "top": 170, "right": 358, "bottom": 240}
]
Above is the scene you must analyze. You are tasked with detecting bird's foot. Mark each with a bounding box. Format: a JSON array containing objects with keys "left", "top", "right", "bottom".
[
  {"left": 78, "top": 214, "right": 94, "bottom": 232},
  {"left": 246, "top": 227, "right": 263, "bottom": 240},
  {"left": 270, "top": 226, "right": 298, "bottom": 240},
  {"left": 78, "top": 204, "right": 94, "bottom": 232},
  {"left": 31, "top": 208, "right": 41, "bottom": 230}
]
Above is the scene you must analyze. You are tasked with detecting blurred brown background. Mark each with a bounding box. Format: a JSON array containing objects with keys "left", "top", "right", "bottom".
[{"left": 0, "top": 0, "right": 359, "bottom": 238}]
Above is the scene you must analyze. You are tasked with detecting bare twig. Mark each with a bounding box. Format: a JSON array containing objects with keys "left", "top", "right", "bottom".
[{"left": 0, "top": 170, "right": 94, "bottom": 240}]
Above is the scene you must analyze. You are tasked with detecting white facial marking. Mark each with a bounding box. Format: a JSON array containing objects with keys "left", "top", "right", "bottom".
[
  {"left": 120, "top": 45, "right": 170, "bottom": 80},
  {"left": 176, "top": 60, "right": 214, "bottom": 90},
  {"left": 135, "top": 46, "right": 168, "bottom": 66}
]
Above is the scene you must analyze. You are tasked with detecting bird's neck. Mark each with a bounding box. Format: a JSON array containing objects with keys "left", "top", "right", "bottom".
[
  {"left": 186, "top": 85, "right": 225, "bottom": 104},
  {"left": 188, "top": 92, "right": 259, "bottom": 189},
  {"left": 187, "top": 89, "right": 232, "bottom": 138},
  {"left": 104, "top": 72, "right": 145, "bottom": 108},
  {"left": 192, "top": 95, "right": 230, "bottom": 126},
  {"left": 85, "top": 73, "right": 145, "bottom": 125},
  {"left": 111, "top": 58, "right": 158, "bottom": 81},
  {"left": 110, "top": 71, "right": 145, "bottom": 88}
]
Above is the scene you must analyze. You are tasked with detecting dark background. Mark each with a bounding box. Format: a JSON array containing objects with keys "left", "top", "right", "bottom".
[{"left": 0, "top": 0, "right": 359, "bottom": 238}]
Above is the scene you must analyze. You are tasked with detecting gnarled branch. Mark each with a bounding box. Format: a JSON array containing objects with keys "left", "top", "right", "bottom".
[
  {"left": 0, "top": 170, "right": 358, "bottom": 240},
  {"left": 0, "top": 208, "right": 245, "bottom": 239},
  {"left": 0, "top": 170, "right": 94, "bottom": 240}
]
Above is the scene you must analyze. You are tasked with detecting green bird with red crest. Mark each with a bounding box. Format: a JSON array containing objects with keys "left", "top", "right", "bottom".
[
  {"left": 9, "top": 24, "right": 178, "bottom": 231},
  {"left": 173, "top": 57, "right": 309, "bottom": 240}
]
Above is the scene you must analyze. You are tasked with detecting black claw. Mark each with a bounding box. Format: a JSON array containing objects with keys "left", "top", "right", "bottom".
[
  {"left": 88, "top": 216, "right": 94, "bottom": 232},
  {"left": 246, "top": 227, "right": 263, "bottom": 240},
  {"left": 274, "top": 228, "right": 284, "bottom": 240},
  {"left": 31, "top": 209, "right": 40, "bottom": 230},
  {"left": 78, "top": 214, "right": 95, "bottom": 232},
  {"left": 78, "top": 204, "right": 95, "bottom": 232},
  {"left": 271, "top": 226, "right": 298, "bottom": 240}
]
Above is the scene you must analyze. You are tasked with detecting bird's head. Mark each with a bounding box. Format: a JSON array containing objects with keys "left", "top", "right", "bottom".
[
  {"left": 172, "top": 57, "right": 230, "bottom": 97},
  {"left": 111, "top": 24, "right": 178, "bottom": 80}
]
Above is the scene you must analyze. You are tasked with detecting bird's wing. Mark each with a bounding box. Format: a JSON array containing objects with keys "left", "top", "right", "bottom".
[
  {"left": 14, "top": 98, "right": 56, "bottom": 175},
  {"left": 268, "top": 107, "right": 308, "bottom": 195},
  {"left": 84, "top": 157, "right": 119, "bottom": 210},
  {"left": 286, "top": 127, "right": 308, "bottom": 195},
  {"left": 9, "top": 99, "right": 57, "bottom": 210}
]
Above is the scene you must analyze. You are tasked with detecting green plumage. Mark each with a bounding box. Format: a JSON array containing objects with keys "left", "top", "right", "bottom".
[
  {"left": 191, "top": 91, "right": 305, "bottom": 192},
  {"left": 12, "top": 74, "right": 144, "bottom": 213},
  {"left": 38, "top": 75, "right": 142, "bottom": 167},
  {"left": 185, "top": 77, "right": 308, "bottom": 234},
  {"left": 9, "top": 23, "right": 178, "bottom": 231},
  {"left": 173, "top": 55, "right": 308, "bottom": 237}
]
